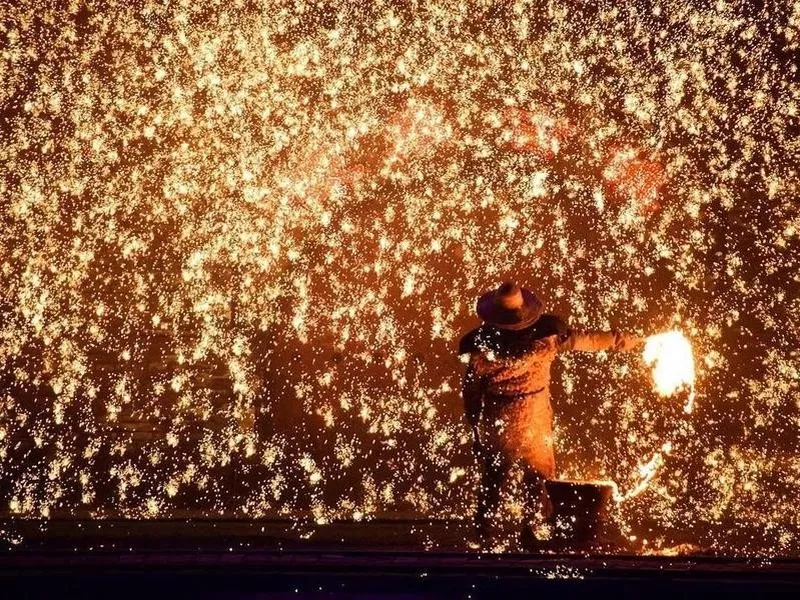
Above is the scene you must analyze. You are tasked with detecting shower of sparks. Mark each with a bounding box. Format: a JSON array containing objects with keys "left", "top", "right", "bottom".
[{"left": 1, "top": 0, "right": 799, "bottom": 556}]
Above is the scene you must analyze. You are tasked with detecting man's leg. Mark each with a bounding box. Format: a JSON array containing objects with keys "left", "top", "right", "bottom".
[
  {"left": 475, "top": 452, "right": 509, "bottom": 538},
  {"left": 521, "top": 433, "right": 556, "bottom": 528},
  {"left": 521, "top": 465, "right": 552, "bottom": 524},
  {"left": 519, "top": 463, "right": 554, "bottom": 549}
]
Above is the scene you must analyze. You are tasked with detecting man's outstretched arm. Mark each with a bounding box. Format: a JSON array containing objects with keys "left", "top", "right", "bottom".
[{"left": 559, "top": 328, "right": 643, "bottom": 352}]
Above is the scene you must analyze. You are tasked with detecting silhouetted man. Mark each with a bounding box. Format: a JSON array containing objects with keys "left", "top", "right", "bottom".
[{"left": 459, "top": 282, "right": 643, "bottom": 546}]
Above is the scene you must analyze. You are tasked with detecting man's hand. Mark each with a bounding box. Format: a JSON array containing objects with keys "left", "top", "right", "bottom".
[
  {"left": 616, "top": 331, "right": 646, "bottom": 351},
  {"left": 630, "top": 335, "right": 646, "bottom": 351}
]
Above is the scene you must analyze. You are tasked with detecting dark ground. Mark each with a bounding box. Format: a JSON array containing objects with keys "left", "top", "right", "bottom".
[{"left": 1, "top": 519, "right": 800, "bottom": 598}]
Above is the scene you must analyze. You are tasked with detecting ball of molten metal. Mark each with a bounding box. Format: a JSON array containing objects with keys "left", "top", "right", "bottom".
[{"left": 643, "top": 331, "right": 695, "bottom": 410}]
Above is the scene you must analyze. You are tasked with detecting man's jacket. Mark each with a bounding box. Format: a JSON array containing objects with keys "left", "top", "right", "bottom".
[{"left": 458, "top": 314, "right": 640, "bottom": 477}]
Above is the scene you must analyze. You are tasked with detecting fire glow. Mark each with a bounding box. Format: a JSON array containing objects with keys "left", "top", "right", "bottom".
[{"left": 643, "top": 330, "right": 696, "bottom": 413}]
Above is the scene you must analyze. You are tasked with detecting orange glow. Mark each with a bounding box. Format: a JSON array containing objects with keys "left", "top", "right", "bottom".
[
  {"left": 603, "top": 148, "right": 664, "bottom": 211},
  {"left": 503, "top": 107, "right": 573, "bottom": 158}
]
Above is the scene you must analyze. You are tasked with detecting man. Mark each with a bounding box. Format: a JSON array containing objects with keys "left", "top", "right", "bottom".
[{"left": 459, "top": 282, "right": 643, "bottom": 546}]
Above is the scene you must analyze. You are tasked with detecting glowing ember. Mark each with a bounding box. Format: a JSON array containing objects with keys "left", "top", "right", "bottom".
[{"left": 643, "top": 331, "right": 696, "bottom": 412}]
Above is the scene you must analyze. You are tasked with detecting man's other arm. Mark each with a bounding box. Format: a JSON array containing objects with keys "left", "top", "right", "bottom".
[{"left": 558, "top": 328, "right": 643, "bottom": 352}]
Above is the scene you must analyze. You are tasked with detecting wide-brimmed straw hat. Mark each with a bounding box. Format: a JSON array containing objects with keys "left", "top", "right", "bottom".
[{"left": 476, "top": 282, "right": 544, "bottom": 330}]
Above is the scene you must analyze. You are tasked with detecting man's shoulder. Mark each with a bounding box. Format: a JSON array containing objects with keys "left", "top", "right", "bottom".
[
  {"left": 457, "top": 315, "right": 569, "bottom": 355},
  {"left": 458, "top": 326, "right": 509, "bottom": 355},
  {"left": 534, "top": 314, "right": 570, "bottom": 338},
  {"left": 458, "top": 327, "right": 488, "bottom": 355}
]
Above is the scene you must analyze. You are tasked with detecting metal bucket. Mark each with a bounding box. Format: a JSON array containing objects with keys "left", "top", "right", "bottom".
[{"left": 544, "top": 479, "right": 615, "bottom": 542}]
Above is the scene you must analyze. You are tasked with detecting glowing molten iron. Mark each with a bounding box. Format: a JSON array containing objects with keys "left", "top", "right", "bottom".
[
  {"left": 615, "top": 330, "right": 696, "bottom": 502},
  {"left": 643, "top": 330, "right": 696, "bottom": 413}
]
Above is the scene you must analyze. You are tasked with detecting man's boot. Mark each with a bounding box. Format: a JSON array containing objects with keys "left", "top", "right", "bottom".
[{"left": 472, "top": 512, "right": 492, "bottom": 550}]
